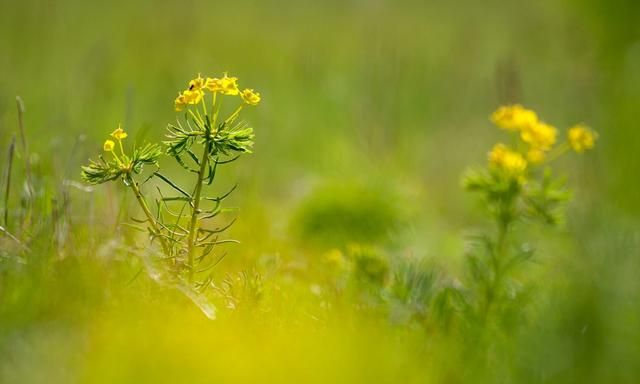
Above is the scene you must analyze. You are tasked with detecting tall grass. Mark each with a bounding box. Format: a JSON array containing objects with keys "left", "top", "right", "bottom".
[{"left": 1, "top": 0, "right": 640, "bottom": 382}]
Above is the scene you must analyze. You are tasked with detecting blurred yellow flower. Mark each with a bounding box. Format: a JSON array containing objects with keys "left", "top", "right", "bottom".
[
  {"left": 205, "top": 77, "right": 222, "bottom": 92},
  {"left": 219, "top": 73, "right": 239, "bottom": 96},
  {"left": 526, "top": 148, "right": 546, "bottom": 164},
  {"left": 568, "top": 124, "right": 597, "bottom": 153},
  {"left": 188, "top": 74, "right": 206, "bottom": 91},
  {"left": 491, "top": 105, "right": 538, "bottom": 132},
  {"left": 520, "top": 121, "right": 557, "bottom": 151},
  {"left": 103, "top": 140, "right": 115, "bottom": 152},
  {"left": 111, "top": 126, "right": 128, "bottom": 140},
  {"left": 241, "top": 88, "right": 261, "bottom": 105},
  {"left": 489, "top": 143, "right": 527, "bottom": 175},
  {"left": 174, "top": 93, "right": 187, "bottom": 112}
]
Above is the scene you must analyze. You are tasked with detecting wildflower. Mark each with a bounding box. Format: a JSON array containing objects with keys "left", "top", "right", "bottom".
[
  {"left": 103, "top": 140, "right": 115, "bottom": 152},
  {"left": 520, "top": 121, "right": 557, "bottom": 151},
  {"left": 111, "top": 126, "right": 128, "bottom": 140},
  {"left": 174, "top": 93, "right": 187, "bottom": 112},
  {"left": 568, "top": 124, "right": 597, "bottom": 153},
  {"left": 219, "top": 73, "right": 239, "bottom": 95},
  {"left": 488, "top": 143, "right": 527, "bottom": 176},
  {"left": 205, "top": 77, "right": 222, "bottom": 92},
  {"left": 491, "top": 105, "right": 538, "bottom": 132},
  {"left": 188, "top": 74, "right": 206, "bottom": 91},
  {"left": 241, "top": 88, "right": 261, "bottom": 106},
  {"left": 182, "top": 89, "right": 204, "bottom": 105}
]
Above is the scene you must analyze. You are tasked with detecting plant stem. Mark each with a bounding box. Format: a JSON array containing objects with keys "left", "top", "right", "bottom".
[
  {"left": 3, "top": 135, "right": 16, "bottom": 229},
  {"left": 482, "top": 201, "right": 512, "bottom": 321},
  {"left": 186, "top": 139, "right": 211, "bottom": 282},
  {"left": 126, "top": 173, "right": 169, "bottom": 255},
  {"left": 16, "top": 97, "right": 33, "bottom": 232}
]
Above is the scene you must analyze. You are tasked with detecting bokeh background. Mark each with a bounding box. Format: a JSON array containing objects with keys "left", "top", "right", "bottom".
[{"left": 1, "top": 0, "right": 639, "bottom": 382}]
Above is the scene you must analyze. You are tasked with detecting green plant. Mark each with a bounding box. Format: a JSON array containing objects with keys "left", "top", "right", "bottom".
[
  {"left": 292, "top": 183, "right": 401, "bottom": 248},
  {"left": 81, "top": 73, "right": 261, "bottom": 298},
  {"left": 457, "top": 105, "right": 597, "bottom": 328}
]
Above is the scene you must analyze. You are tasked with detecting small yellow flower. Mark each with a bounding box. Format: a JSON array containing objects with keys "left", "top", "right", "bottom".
[
  {"left": 520, "top": 121, "right": 557, "bottom": 151},
  {"left": 103, "top": 140, "right": 115, "bottom": 152},
  {"left": 174, "top": 93, "right": 187, "bottom": 112},
  {"left": 526, "top": 148, "right": 546, "bottom": 164},
  {"left": 568, "top": 124, "right": 597, "bottom": 153},
  {"left": 240, "top": 88, "right": 261, "bottom": 105},
  {"left": 205, "top": 77, "right": 222, "bottom": 92},
  {"left": 491, "top": 105, "right": 538, "bottom": 132},
  {"left": 219, "top": 73, "right": 239, "bottom": 96},
  {"left": 182, "top": 89, "right": 204, "bottom": 105},
  {"left": 188, "top": 74, "right": 206, "bottom": 91},
  {"left": 111, "top": 126, "right": 128, "bottom": 140},
  {"left": 488, "top": 143, "right": 527, "bottom": 176}
]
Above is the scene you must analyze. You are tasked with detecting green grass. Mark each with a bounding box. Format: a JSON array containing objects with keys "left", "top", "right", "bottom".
[{"left": 1, "top": 0, "right": 640, "bottom": 382}]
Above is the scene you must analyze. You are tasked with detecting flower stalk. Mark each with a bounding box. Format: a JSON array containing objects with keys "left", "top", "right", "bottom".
[
  {"left": 82, "top": 71, "right": 260, "bottom": 289},
  {"left": 460, "top": 104, "right": 597, "bottom": 328},
  {"left": 186, "top": 137, "right": 212, "bottom": 281}
]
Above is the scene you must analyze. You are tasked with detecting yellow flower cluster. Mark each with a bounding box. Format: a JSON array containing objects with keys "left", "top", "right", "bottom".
[
  {"left": 568, "top": 124, "right": 597, "bottom": 153},
  {"left": 488, "top": 105, "right": 597, "bottom": 179},
  {"left": 104, "top": 125, "right": 128, "bottom": 152},
  {"left": 491, "top": 104, "right": 557, "bottom": 163},
  {"left": 491, "top": 105, "right": 538, "bottom": 132},
  {"left": 174, "top": 73, "right": 261, "bottom": 112},
  {"left": 101, "top": 124, "right": 129, "bottom": 169},
  {"left": 488, "top": 143, "right": 527, "bottom": 176}
]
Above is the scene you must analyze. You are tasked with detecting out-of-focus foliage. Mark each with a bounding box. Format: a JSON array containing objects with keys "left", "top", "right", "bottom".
[
  {"left": 292, "top": 183, "right": 402, "bottom": 248},
  {"left": 1, "top": 0, "right": 640, "bottom": 382}
]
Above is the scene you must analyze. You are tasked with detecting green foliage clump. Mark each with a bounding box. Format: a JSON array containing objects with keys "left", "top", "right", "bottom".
[
  {"left": 292, "top": 183, "right": 402, "bottom": 248},
  {"left": 79, "top": 73, "right": 261, "bottom": 318}
]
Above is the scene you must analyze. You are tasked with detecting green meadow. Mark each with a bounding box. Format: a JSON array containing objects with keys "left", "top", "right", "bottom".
[{"left": 1, "top": 0, "right": 639, "bottom": 382}]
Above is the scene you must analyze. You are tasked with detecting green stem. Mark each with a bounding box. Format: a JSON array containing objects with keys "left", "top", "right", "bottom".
[
  {"left": 543, "top": 142, "right": 570, "bottom": 164},
  {"left": 224, "top": 105, "right": 244, "bottom": 125},
  {"left": 126, "top": 173, "right": 170, "bottom": 255},
  {"left": 186, "top": 139, "right": 211, "bottom": 282},
  {"left": 482, "top": 202, "right": 512, "bottom": 321}
]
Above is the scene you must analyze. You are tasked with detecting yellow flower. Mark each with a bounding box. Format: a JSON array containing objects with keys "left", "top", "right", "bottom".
[
  {"left": 526, "top": 148, "right": 546, "bottom": 164},
  {"left": 488, "top": 143, "right": 527, "bottom": 176},
  {"left": 111, "top": 126, "right": 128, "bottom": 140},
  {"left": 103, "top": 140, "right": 115, "bottom": 152},
  {"left": 205, "top": 77, "right": 222, "bottom": 92},
  {"left": 219, "top": 73, "right": 239, "bottom": 95},
  {"left": 188, "top": 74, "right": 206, "bottom": 91},
  {"left": 174, "top": 92, "right": 187, "bottom": 112},
  {"left": 520, "top": 121, "right": 557, "bottom": 151},
  {"left": 568, "top": 124, "right": 597, "bottom": 153},
  {"left": 182, "top": 89, "right": 204, "bottom": 105},
  {"left": 240, "top": 88, "right": 261, "bottom": 105},
  {"left": 491, "top": 105, "right": 538, "bottom": 132}
]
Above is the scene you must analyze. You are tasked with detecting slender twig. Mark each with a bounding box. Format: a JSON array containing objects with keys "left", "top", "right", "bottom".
[
  {"left": 0, "top": 224, "right": 29, "bottom": 251},
  {"left": 126, "top": 173, "right": 170, "bottom": 256},
  {"left": 186, "top": 138, "right": 211, "bottom": 281},
  {"left": 3, "top": 135, "right": 16, "bottom": 228},
  {"left": 16, "top": 97, "right": 33, "bottom": 229}
]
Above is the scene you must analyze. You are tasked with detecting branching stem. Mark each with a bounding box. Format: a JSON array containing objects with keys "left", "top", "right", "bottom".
[{"left": 126, "top": 172, "right": 170, "bottom": 255}]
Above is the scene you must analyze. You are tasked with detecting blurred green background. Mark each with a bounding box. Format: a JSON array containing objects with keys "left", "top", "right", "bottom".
[{"left": 1, "top": 0, "right": 639, "bottom": 382}]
